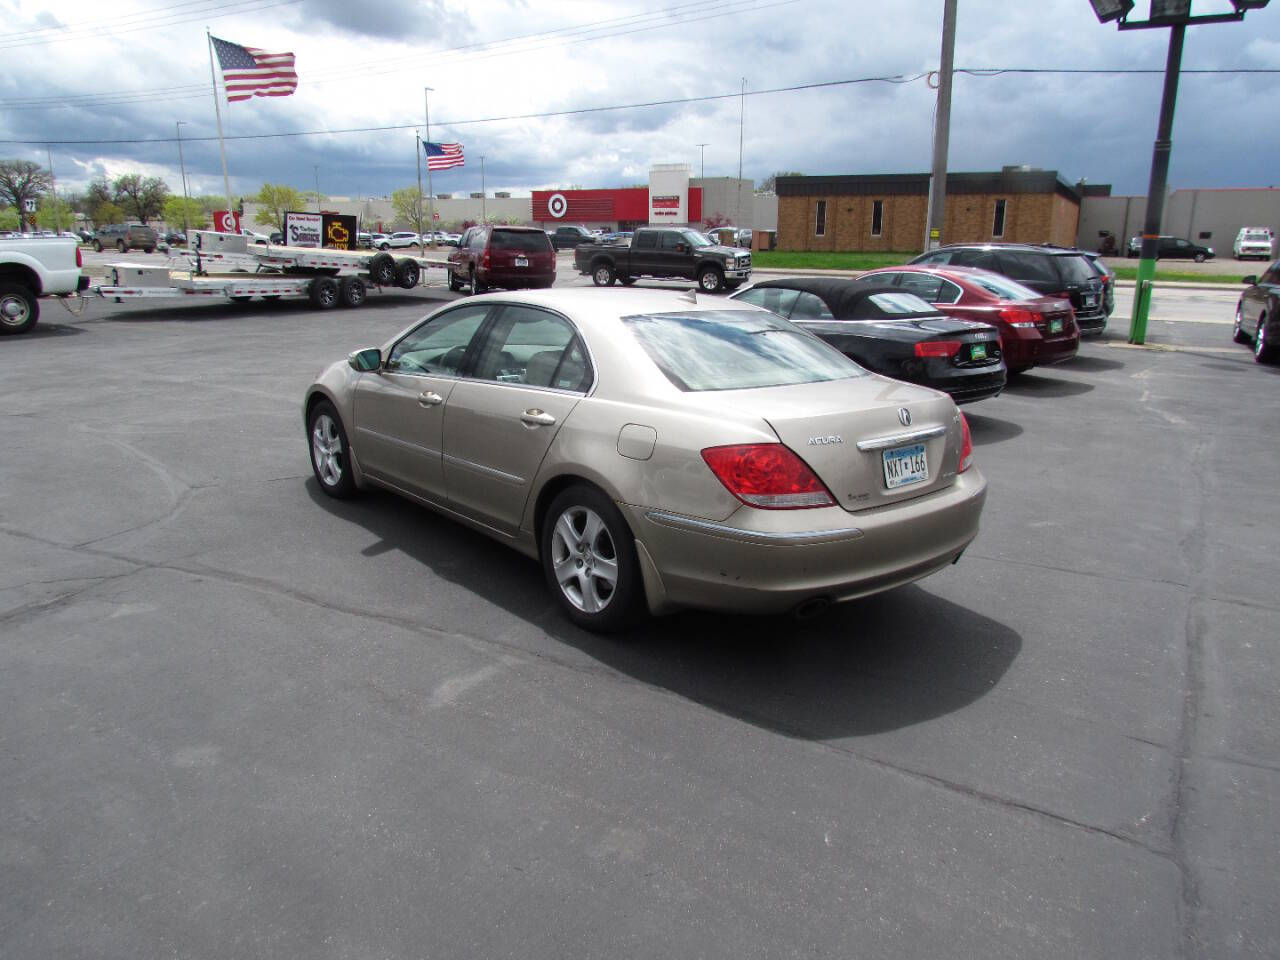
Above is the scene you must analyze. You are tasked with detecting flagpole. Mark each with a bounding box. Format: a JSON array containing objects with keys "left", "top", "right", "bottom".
[
  {"left": 480, "top": 156, "right": 486, "bottom": 223},
  {"left": 415, "top": 133, "right": 425, "bottom": 255},
  {"left": 207, "top": 29, "right": 235, "bottom": 227},
  {"left": 424, "top": 86, "right": 435, "bottom": 247}
]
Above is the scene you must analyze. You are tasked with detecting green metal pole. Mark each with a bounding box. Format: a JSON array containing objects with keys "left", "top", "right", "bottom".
[{"left": 1130, "top": 22, "right": 1185, "bottom": 345}]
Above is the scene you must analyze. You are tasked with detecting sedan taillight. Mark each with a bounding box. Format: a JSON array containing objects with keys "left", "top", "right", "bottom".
[
  {"left": 701, "top": 444, "right": 835, "bottom": 510},
  {"left": 914, "top": 340, "right": 962, "bottom": 358},
  {"left": 959, "top": 414, "right": 974, "bottom": 473}
]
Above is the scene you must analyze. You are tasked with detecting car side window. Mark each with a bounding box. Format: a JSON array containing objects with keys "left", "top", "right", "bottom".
[
  {"left": 950, "top": 249, "right": 991, "bottom": 269},
  {"left": 386, "top": 304, "right": 491, "bottom": 376},
  {"left": 914, "top": 251, "right": 952, "bottom": 265},
  {"left": 790, "top": 291, "right": 835, "bottom": 320},
  {"left": 659, "top": 232, "right": 684, "bottom": 250},
  {"left": 468, "top": 229, "right": 487, "bottom": 251},
  {"left": 735, "top": 286, "right": 802, "bottom": 317},
  {"left": 634, "top": 231, "right": 658, "bottom": 250},
  {"left": 936, "top": 279, "right": 964, "bottom": 304},
  {"left": 898, "top": 273, "right": 944, "bottom": 301},
  {"left": 470, "top": 305, "right": 592, "bottom": 391}
]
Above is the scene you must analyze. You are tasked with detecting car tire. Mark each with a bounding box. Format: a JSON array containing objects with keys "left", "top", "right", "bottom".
[
  {"left": 395, "top": 259, "right": 420, "bottom": 289},
  {"left": 448, "top": 268, "right": 465, "bottom": 292},
  {"left": 469, "top": 269, "right": 485, "bottom": 296},
  {"left": 145, "top": 246, "right": 155, "bottom": 254},
  {"left": 368, "top": 253, "right": 397, "bottom": 287},
  {"left": 309, "top": 276, "right": 340, "bottom": 309},
  {"left": 1255, "top": 315, "right": 1274, "bottom": 364},
  {"left": 592, "top": 261, "right": 615, "bottom": 286},
  {"left": 307, "top": 400, "right": 358, "bottom": 499},
  {"left": 117, "top": 240, "right": 126, "bottom": 253},
  {"left": 619, "top": 276, "right": 636, "bottom": 286},
  {"left": 1194, "top": 252, "right": 1207, "bottom": 263},
  {"left": 0, "top": 282, "right": 39, "bottom": 336},
  {"left": 697, "top": 265, "right": 725, "bottom": 293},
  {"left": 378, "top": 243, "right": 390, "bottom": 251},
  {"left": 1234, "top": 305, "right": 1251, "bottom": 344},
  {"left": 229, "top": 295, "right": 252, "bottom": 303},
  {"left": 340, "top": 276, "right": 366, "bottom": 307},
  {"left": 93, "top": 240, "right": 103, "bottom": 252},
  {"left": 541, "top": 484, "right": 645, "bottom": 632}
]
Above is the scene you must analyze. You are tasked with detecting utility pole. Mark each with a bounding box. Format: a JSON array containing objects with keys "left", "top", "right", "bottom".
[
  {"left": 479, "top": 156, "right": 487, "bottom": 223},
  {"left": 46, "top": 147, "right": 60, "bottom": 232},
  {"left": 924, "top": 0, "right": 957, "bottom": 251},
  {"left": 313, "top": 165, "right": 321, "bottom": 213},
  {"left": 736, "top": 79, "right": 746, "bottom": 228},
  {"left": 415, "top": 133, "right": 425, "bottom": 254},
  {"left": 176, "top": 121, "right": 191, "bottom": 240},
  {"left": 696, "top": 143, "right": 708, "bottom": 179}
]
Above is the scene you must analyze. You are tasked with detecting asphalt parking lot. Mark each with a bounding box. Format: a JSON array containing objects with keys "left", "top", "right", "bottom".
[{"left": 2, "top": 266, "right": 1278, "bottom": 959}]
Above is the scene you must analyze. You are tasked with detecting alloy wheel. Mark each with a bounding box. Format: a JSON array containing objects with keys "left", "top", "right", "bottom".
[
  {"left": 1256, "top": 321, "right": 1268, "bottom": 360},
  {"left": 311, "top": 414, "right": 344, "bottom": 487},
  {"left": 549, "top": 505, "right": 618, "bottom": 614}
]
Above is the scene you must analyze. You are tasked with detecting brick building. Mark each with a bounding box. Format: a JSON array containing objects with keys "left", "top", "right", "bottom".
[{"left": 776, "top": 169, "right": 1082, "bottom": 252}]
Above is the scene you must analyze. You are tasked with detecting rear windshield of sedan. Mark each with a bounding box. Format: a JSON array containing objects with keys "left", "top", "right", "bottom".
[
  {"left": 969, "top": 273, "right": 1042, "bottom": 301},
  {"left": 621, "top": 310, "right": 864, "bottom": 392},
  {"left": 492, "top": 229, "right": 552, "bottom": 253}
]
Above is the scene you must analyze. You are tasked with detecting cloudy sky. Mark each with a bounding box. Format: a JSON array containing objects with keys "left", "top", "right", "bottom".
[{"left": 1, "top": 0, "right": 1277, "bottom": 204}]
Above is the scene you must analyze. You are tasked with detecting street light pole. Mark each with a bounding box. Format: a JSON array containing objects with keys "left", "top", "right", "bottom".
[
  {"left": 479, "top": 156, "right": 486, "bottom": 223},
  {"left": 46, "top": 146, "right": 60, "bottom": 232},
  {"left": 1130, "top": 23, "right": 1185, "bottom": 345},
  {"left": 313, "top": 164, "right": 321, "bottom": 213},
  {"left": 424, "top": 86, "right": 435, "bottom": 247},
  {"left": 925, "top": 0, "right": 957, "bottom": 251},
  {"left": 696, "top": 143, "right": 708, "bottom": 179},
  {"left": 736, "top": 79, "right": 745, "bottom": 228},
  {"left": 176, "top": 121, "right": 191, "bottom": 240}
]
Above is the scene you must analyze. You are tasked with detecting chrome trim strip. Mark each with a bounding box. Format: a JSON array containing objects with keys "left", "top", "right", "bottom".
[
  {"left": 856, "top": 425, "right": 947, "bottom": 451},
  {"left": 442, "top": 453, "right": 525, "bottom": 485},
  {"left": 644, "top": 510, "right": 863, "bottom": 544}
]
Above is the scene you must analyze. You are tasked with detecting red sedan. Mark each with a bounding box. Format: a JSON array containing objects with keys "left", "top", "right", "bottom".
[{"left": 858, "top": 265, "right": 1079, "bottom": 373}]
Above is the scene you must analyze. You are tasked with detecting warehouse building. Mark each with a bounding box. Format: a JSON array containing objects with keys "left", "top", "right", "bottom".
[{"left": 775, "top": 168, "right": 1082, "bottom": 252}]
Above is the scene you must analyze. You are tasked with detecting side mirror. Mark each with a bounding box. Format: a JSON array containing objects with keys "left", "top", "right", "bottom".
[
  {"left": 348, "top": 347, "right": 382, "bottom": 372},
  {"left": 1242, "top": 275, "right": 1257, "bottom": 285}
]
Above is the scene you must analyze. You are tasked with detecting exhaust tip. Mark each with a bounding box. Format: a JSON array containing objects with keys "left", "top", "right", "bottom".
[{"left": 792, "top": 597, "right": 833, "bottom": 621}]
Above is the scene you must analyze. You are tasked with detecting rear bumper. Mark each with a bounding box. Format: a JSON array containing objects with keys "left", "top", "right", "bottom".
[
  {"left": 481, "top": 269, "right": 556, "bottom": 289},
  {"left": 623, "top": 470, "right": 986, "bottom": 615},
  {"left": 1004, "top": 333, "right": 1079, "bottom": 369}
]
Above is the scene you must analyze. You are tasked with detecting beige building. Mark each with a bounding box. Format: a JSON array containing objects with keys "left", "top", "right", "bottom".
[{"left": 776, "top": 169, "right": 1082, "bottom": 253}]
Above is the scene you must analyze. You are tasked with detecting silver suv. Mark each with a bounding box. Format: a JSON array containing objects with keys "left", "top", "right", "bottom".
[{"left": 93, "top": 223, "right": 158, "bottom": 253}]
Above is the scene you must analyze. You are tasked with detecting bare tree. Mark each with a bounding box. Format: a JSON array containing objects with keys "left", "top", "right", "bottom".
[{"left": 0, "top": 159, "right": 53, "bottom": 229}]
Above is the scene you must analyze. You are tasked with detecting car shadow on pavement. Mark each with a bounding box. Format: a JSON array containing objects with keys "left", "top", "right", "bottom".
[
  {"left": 962, "top": 413, "right": 1023, "bottom": 446},
  {"left": 1064, "top": 353, "right": 1125, "bottom": 373},
  {"left": 95, "top": 292, "right": 446, "bottom": 323},
  {"left": 305, "top": 480, "right": 1022, "bottom": 741},
  {"left": 1002, "top": 374, "right": 1094, "bottom": 398},
  {"left": 4, "top": 320, "right": 87, "bottom": 339}
]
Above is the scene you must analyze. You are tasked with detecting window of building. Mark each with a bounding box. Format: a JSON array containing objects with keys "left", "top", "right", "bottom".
[
  {"left": 992, "top": 198, "right": 1007, "bottom": 238},
  {"left": 815, "top": 200, "right": 827, "bottom": 237},
  {"left": 871, "top": 200, "right": 884, "bottom": 237}
]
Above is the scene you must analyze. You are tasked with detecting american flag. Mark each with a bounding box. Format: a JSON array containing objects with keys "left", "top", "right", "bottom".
[
  {"left": 211, "top": 36, "right": 298, "bottom": 102},
  {"left": 423, "top": 141, "right": 465, "bottom": 171}
]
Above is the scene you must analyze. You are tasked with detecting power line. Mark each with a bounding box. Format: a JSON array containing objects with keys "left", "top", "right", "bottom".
[{"left": 0, "top": 0, "right": 277, "bottom": 43}]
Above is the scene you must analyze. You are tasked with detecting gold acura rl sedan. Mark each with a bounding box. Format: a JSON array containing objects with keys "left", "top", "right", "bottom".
[{"left": 304, "top": 288, "right": 987, "bottom": 631}]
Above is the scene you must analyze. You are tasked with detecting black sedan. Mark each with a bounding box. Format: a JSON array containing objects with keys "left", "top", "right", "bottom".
[
  {"left": 1234, "top": 261, "right": 1280, "bottom": 364},
  {"left": 730, "top": 279, "right": 1007, "bottom": 404}
]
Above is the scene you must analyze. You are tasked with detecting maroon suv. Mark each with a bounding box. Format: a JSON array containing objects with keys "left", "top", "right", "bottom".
[{"left": 448, "top": 226, "right": 556, "bottom": 295}]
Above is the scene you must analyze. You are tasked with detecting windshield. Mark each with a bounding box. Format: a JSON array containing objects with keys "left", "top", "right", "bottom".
[
  {"left": 621, "top": 310, "right": 864, "bottom": 392},
  {"left": 1055, "top": 254, "right": 1099, "bottom": 283},
  {"left": 866, "top": 292, "right": 936, "bottom": 315},
  {"left": 969, "top": 273, "right": 1043, "bottom": 301},
  {"left": 1244, "top": 231, "right": 1270, "bottom": 241},
  {"left": 682, "top": 229, "right": 714, "bottom": 248}
]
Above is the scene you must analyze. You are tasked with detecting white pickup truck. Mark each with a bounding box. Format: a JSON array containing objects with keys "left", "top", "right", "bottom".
[{"left": 0, "top": 235, "right": 88, "bottom": 335}]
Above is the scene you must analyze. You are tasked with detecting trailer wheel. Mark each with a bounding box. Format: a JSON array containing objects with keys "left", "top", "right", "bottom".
[
  {"left": 310, "top": 276, "right": 340, "bottom": 309},
  {"left": 230, "top": 295, "right": 252, "bottom": 303},
  {"left": 340, "top": 276, "right": 367, "bottom": 307},
  {"left": 368, "top": 254, "right": 397, "bottom": 287},
  {"left": 395, "top": 259, "right": 420, "bottom": 289}
]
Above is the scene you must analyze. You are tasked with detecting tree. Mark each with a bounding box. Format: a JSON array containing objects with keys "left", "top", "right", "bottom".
[
  {"left": 391, "top": 186, "right": 426, "bottom": 229},
  {"left": 253, "top": 183, "right": 305, "bottom": 228},
  {"left": 0, "top": 159, "right": 52, "bottom": 222},
  {"left": 703, "top": 210, "right": 732, "bottom": 229},
  {"left": 91, "top": 202, "right": 126, "bottom": 228},
  {"left": 163, "top": 195, "right": 209, "bottom": 230},
  {"left": 0, "top": 207, "right": 20, "bottom": 232},
  {"left": 758, "top": 170, "right": 804, "bottom": 193},
  {"left": 112, "top": 173, "right": 169, "bottom": 223},
  {"left": 36, "top": 194, "right": 75, "bottom": 231}
]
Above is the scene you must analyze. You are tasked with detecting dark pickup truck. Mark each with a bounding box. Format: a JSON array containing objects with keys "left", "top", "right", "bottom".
[{"left": 574, "top": 226, "right": 752, "bottom": 293}]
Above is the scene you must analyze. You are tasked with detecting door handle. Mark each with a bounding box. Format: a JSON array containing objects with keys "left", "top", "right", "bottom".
[
  {"left": 520, "top": 409, "right": 557, "bottom": 426},
  {"left": 418, "top": 391, "right": 444, "bottom": 407}
]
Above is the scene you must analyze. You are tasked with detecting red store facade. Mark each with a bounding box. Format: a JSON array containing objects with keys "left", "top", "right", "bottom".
[{"left": 531, "top": 187, "right": 703, "bottom": 231}]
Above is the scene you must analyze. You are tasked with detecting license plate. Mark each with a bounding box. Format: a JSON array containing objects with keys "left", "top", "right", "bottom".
[
  {"left": 1049, "top": 317, "right": 1064, "bottom": 334},
  {"left": 970, "top": 342, "right": 988, "bottom": 361},
  {"left": 1084, "top": 294, "right": 1097, "bottom": 307},
  {"left": 515, "top": 257, "right": 528, "bottom": 267},
  {"left": 883, "top": 443, "right": 928, "bottom": 489}
]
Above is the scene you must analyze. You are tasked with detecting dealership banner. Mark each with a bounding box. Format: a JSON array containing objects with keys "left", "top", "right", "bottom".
[
  {"left": 284, "top": 211, "right": 322, "bottom": 247},
  {"left": 322, "top": 214, "right": 357, "bottom": 250}
]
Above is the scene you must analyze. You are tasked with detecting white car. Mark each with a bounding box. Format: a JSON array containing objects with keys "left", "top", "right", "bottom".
[
  {"left": 1234, "top": 227, "right": 1275, "bottom": 261},
  {"left": 240, "top": 227, "right": 270, "bottom": 245},
  {"left": 376, "top": 231, "right": 422, "bottom": 250}
]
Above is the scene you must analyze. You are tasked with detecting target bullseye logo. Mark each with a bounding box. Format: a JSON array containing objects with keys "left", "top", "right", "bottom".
[
  {"left": 547, "top": 193, "right": 568, "bottom": 219},
  {"left": 215, "top": 211, "right": 239, "bottom": 233}
]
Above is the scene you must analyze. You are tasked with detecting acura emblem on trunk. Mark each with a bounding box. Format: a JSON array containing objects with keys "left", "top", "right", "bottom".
[{"left": 898, "top": 407, "right": 912, "bottom": 426}]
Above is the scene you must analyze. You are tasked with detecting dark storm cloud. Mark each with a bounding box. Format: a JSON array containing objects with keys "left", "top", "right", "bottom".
[{"left": 285, "top": 0, "right": 473, "bottom": 42}]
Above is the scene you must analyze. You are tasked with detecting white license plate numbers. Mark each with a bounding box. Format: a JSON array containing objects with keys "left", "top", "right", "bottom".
[
  {"left": 1049, "top": 317, "right": 1064, "bottom": 334},
  {"left": 883, "top": 443, "right": 928, "bottom": 489},
  {"left": 515, "top": 257, "right": 528, "bottom": 267}
]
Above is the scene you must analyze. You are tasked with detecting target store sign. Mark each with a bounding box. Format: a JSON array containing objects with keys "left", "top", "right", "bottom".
[
  {"left": 213, "top": 210, "right": 242, "bottom": 234},
  {"left": 547, "top": 193, "right": 568, "bottom": 218}
]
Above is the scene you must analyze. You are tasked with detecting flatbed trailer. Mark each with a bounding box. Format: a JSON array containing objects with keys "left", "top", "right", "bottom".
[{"left": 93, "top": 230, "right": 452, "bottom": 308}]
